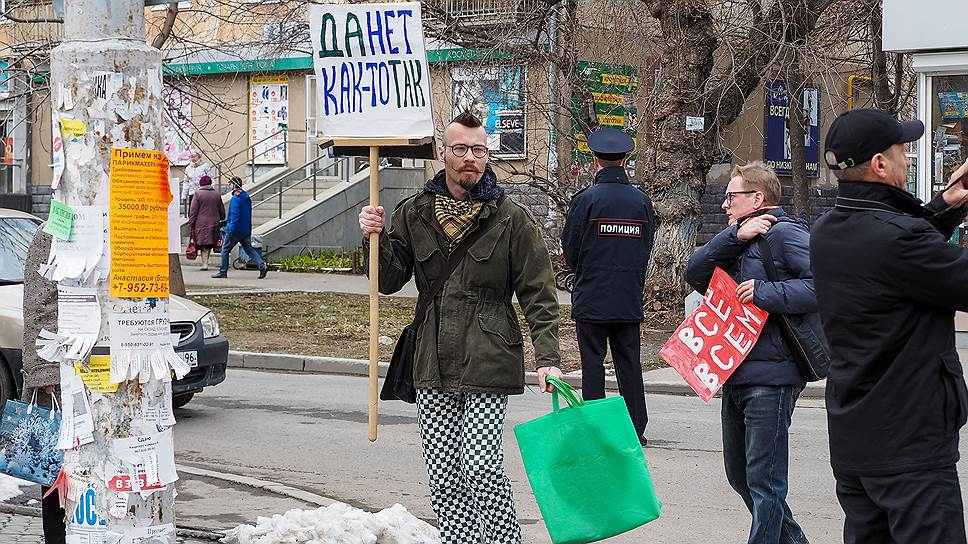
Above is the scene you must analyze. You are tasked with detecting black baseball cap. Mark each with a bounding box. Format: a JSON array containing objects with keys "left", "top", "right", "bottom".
[{"left": 824, "top": 108, "right": 923, "bottom": 170}]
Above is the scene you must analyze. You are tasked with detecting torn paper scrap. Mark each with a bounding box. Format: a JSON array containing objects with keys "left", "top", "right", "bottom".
[{"left": 106, "top": 523, "right": 175, "bottom": 544}]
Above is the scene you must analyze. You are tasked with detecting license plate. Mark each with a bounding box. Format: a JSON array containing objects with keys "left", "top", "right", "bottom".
[{"left": 179, "top": 351, "right": 199, "bottom": 368}]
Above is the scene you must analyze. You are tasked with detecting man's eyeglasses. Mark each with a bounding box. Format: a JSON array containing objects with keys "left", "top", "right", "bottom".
[
  {"left": 723, "top": 190, "right": 758, "bottom": 205},
  {"left": 446, "top": 144, "right": 489, "bottom": 159}
]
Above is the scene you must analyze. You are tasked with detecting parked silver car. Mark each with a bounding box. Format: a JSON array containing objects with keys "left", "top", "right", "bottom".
[{"left": 0, "top": 208, "right": 227, "bottom": 408}]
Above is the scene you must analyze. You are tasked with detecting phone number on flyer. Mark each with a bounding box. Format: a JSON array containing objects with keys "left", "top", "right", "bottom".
[{"left": 112, "top": 282, "right": 168, "bottom": 294}]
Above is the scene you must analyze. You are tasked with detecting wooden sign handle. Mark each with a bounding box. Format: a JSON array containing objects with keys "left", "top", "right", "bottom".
[{"left": 368, "top": 145, "right": 380, "bottom": 442}]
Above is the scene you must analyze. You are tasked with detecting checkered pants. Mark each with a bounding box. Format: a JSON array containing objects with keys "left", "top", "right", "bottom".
[{"left": 416, "top": 388, "right": 522, "bottom": 544}]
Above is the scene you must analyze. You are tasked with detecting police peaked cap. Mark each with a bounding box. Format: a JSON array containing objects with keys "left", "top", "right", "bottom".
[{"left": 588, "top": 127, "right": 634, "bottom": 161}]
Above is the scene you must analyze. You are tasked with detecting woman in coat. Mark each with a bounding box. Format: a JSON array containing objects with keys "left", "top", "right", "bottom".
[{"left": 188, "top": 175, "right": 225, "bottom": 270}]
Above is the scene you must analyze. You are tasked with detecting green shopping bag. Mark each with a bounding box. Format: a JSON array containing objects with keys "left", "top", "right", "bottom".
[{"left": 514, "top": 376, "right": 661, "bottom": 544}]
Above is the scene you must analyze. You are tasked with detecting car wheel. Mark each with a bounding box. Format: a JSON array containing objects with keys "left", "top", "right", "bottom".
[{"left": 172, "top": 392, "right": 195, "bottom": 409}]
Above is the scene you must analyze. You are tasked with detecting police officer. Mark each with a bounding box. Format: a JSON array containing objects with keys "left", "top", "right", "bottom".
[{"left": 561, "top": 127, "right": 655, "bottom": 445}]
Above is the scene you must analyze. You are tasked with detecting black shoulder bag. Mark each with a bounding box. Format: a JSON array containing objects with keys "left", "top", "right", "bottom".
[
  {"left": 380, "top": 211, "right": 495, "bottom": 403},
  {"left": 756, "top": 236, "right": 831, "bottom": 382}
]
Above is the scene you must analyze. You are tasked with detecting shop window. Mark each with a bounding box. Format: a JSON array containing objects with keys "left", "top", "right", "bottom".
[{"left": 931, "top": 75, "right": 968, "bottom": 246}]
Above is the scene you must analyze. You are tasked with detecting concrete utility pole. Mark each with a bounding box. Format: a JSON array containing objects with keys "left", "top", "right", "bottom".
[{"left": 49, "top": 0, "right": 176, "bottom": 539}]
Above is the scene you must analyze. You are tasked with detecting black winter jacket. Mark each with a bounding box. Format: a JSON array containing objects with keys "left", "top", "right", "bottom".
[
  {"left": 685, "top": 207, "right": 816, "bottom": 386},
  {"left": 811, "top": 181, "right": 968, "bottom": 476}
]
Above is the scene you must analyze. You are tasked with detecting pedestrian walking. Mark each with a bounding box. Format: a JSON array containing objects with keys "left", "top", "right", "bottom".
[
  {"left": 358, "top": 111, "right": 563, "bottom": 544},
  {"left": 181, "top": 151, "right": 212, "bottom": 214},
  {"left": 560, "top": 127, "right": 654, "bottom": 446},
  {"left": 21, "top": 225, "right": 65, "bottom": 544},
  {"left": 811, "top": 108, "right": 968, "bottom": 544},
  {"left": 684, "top": 161, "right": 814, "bottom": 544},
  {"left": 187, "top": 175, "right": 224, "bottom": 271},
  {"left": 212, "top": 177, "right": 267, "bottom": 279}
]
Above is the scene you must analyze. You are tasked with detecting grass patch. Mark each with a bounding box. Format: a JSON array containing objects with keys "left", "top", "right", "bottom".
[{"left": 191, "top": 291, "right": 673, "bottom": 373}]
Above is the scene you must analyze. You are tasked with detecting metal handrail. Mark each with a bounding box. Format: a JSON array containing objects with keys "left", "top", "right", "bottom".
[
  {"left": 251, "top": 155, "right": 346, "bottom": 220},
  {"left": 248, "top": 152, "right": 336, "bottom": 200}
]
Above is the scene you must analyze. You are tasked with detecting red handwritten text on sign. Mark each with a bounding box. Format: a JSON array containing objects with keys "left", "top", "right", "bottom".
[{"left": 660, "top": 267, "right": 769, "bottom": 402}]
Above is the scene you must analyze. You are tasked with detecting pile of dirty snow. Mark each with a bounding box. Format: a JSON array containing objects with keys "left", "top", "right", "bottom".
[
  {"left": 221, "top": 502, "right": 439, "bottom": 544},
  {"left": 0, "top": 474, "right": 33, "bottom": 502}
]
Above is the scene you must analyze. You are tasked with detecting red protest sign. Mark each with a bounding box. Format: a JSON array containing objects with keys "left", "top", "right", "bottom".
[{"left": 660, "top": 267, "right": 769, "bottom": 402}]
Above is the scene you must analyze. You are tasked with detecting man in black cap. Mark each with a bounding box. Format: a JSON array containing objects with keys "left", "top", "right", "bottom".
[
  {"left": 811, "top": 108, "right": 968, "bottom": 544},
  {"left": 561, "top": 127, "right": 655, "bottom": 445}
]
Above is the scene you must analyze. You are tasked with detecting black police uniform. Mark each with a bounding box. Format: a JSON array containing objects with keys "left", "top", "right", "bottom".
[{"left": 560, "top": 128, "right": 655, "bottom": 439}]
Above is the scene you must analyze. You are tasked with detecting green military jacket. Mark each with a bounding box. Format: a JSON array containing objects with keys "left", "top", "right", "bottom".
[{"left": 371, "top": 190, "right": 560, "bottom": 395}]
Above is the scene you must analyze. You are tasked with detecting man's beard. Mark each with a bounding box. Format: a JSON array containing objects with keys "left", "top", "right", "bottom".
[{"left": 458, "top": 174, "right": 480, "bottom": 193}]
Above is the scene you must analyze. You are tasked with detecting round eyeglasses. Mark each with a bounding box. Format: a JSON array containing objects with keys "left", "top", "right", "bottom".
[{"left": 446, "top": 144, "right": 489, "bottom": 159}]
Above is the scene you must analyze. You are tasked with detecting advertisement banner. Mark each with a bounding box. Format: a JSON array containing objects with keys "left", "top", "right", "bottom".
[
  {"left": 572, "top": 61, "right": 638, "bottom": 167},
  {"left": 451, "top": 65, "right": 526, "bottom": 159},
  {"left": 309, "top": 2, "right": 434, "bottom": 139},
  {"left": 764, "top": 81, "right": 821, "bottom": 177},
  {"left": 940, "top": 91, "right": 968, "bottom": 119},
  {"left": 660, "top": 268, "right": 770, "bottom": 402},
  {"left": 248, "top": 75, "right": 288, "bottom": 165},
  {"left": 109, "top": 148, "right": 171, "bottom": 298},
  {"left": 162, "top": 84, "right": 194, "bottom": 166}
]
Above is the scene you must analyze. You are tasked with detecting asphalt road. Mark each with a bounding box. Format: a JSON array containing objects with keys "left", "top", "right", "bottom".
[{"left": 171, "top": 369, "right": 968, "bottom": 543}]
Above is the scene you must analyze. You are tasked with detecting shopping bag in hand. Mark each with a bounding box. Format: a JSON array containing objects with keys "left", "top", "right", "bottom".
[
  {"left": 514, "top": 376, "right": 661, "bottom": 544},
  {"left": 0, "top": 394, "right": 62, "bottom": 486}
]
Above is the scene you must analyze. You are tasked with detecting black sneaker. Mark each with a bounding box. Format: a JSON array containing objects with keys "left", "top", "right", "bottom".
[
  {"left": 639, "top": 435, "right": 648, "bottom": 447},
  {"left": 258, "top": 267, "right": 268, "bottom": 279},
  {"left": 211, "top": 272, "right": 227, "bottom": 278}
]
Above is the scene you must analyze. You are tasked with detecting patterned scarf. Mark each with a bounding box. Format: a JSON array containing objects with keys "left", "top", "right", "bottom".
[{"left": 435, "top": 195, "right": 483, "bottom": 245}]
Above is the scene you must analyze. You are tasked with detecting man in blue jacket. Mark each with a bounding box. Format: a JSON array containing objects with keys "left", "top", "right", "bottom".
[
  {"left": 213, "top": 177, "right": 268, "bottom": 279},
  {"left": 685, "top": 161, "right": 813, "bottom": 544},
  {"left": 812, "top": 109, "right": 968, "bottom": 544},
  {"left": 561, "top": 127, "right": 655, "bottom": 445}
]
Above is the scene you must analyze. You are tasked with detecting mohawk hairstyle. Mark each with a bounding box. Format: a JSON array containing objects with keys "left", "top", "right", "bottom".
[{"left": 451, "top": 111, "right": 483, "bottom": 129}]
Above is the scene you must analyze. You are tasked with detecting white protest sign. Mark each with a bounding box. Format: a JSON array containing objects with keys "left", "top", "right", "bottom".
[
  {"left": 109, "top": 311, "right": 191, "bottom": 383},
  {"left": 309, "top": 2, "right": 434, "bottom": 139}
]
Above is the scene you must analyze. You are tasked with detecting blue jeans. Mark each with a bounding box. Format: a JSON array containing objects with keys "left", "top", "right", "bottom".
[
  {"left": 722, "top": 384, "right": 808, "bottom": 544},
  {"left": 219, "top": 233, "right": 266, "bottom": 273}
]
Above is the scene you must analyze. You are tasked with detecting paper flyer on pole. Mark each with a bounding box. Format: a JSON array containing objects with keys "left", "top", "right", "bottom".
[
  {"left": 109, "top": 311, "right": 190, "bottom": 383},
  {"left": 309, "top": 2, "right": 434, "bottom": 139},
  {"left": 36, "top": 285, "right": 101, "bottom": 364},
  {"left": 660, "top": 267, "right": 770, "bottom": 402},
  {"left": 42, "top": 206, "right": 105, "bottom": 282},
  {"left": 109, "top": 148, "right": 171, "bottom": 298}
]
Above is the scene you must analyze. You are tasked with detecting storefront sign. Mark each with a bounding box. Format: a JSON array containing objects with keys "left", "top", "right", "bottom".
[
  {"left": 940, "top": 91, "right": 968, "bottom": 119},
  {"left": 764, "top": 81, "right": 821, "bottom": 177},
  {"left": 660, "top": 268, "right": 769, "bottom": 402},
  {"left": 109, "top": 148, "right": 171, "bottom": 298},
  {"left": 451, "top": 65, "right": 526, "bottom": 159},
  {"left": 309, "top": 2, "right": 434, "bottom": 139},
  {"left": 248, "top": 75, "right": 288, "bottom": 164}
]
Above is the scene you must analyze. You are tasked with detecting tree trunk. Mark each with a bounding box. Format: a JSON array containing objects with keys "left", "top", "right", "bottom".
[
  {"left": 49, "top": 0, "right": 176, "bottom": 537},
  {"left": 640, "top": 3, "right": 718, "bottom": 322},
  {"left": 787, "top": 70, "right": 810, "bottom": 220},
  {"left": 169, "top": 253, "right": 186, "bottom": 297}
]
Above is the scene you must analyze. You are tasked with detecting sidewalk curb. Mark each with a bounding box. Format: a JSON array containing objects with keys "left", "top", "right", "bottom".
[
  {"left": 227, "top": 350, "right": 826, "bottom": 399},
  {"left": 176, "top": 463, "right": 334, "bottom": 508}
]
